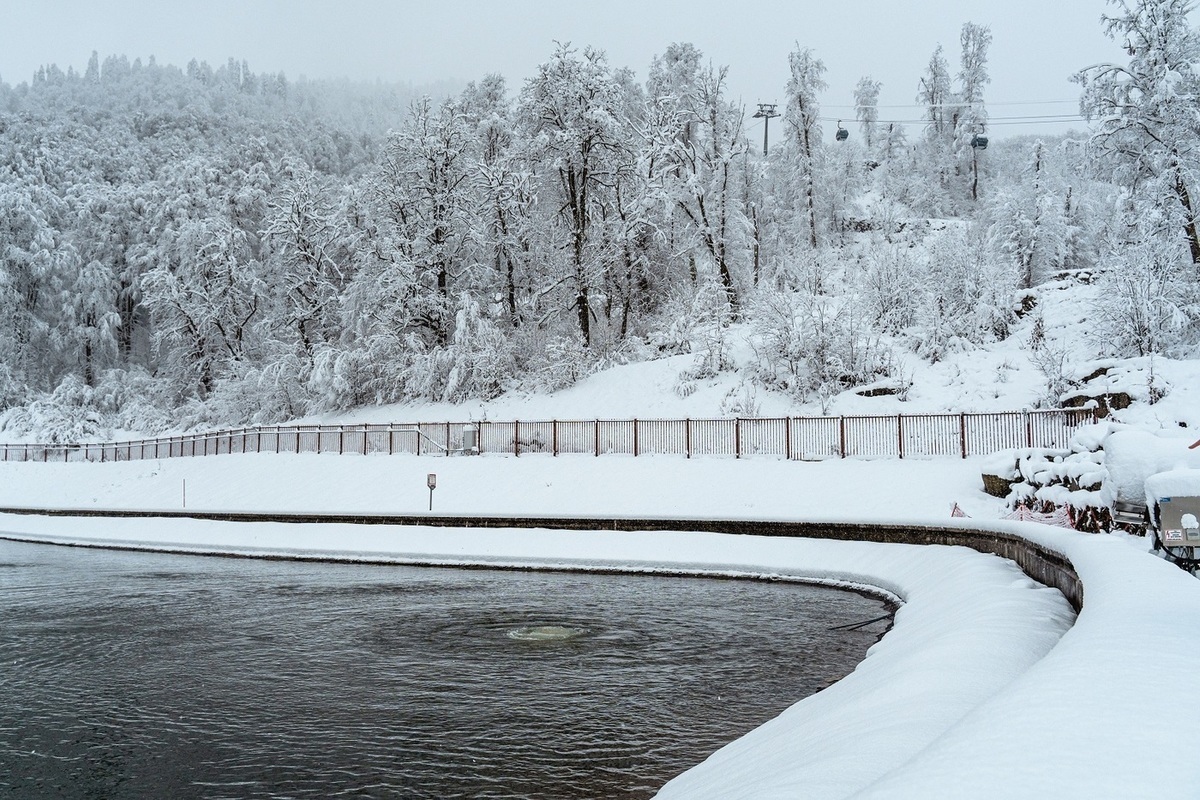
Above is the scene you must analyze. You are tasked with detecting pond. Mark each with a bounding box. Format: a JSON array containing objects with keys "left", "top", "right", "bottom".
[{"left": 0, "top": 537, "right": 888, "bottom": 799}]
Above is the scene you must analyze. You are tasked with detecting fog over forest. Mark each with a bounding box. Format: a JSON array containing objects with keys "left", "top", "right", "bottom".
[{"left": 1, "top": 2, "right": 1197, "bottom": 441}]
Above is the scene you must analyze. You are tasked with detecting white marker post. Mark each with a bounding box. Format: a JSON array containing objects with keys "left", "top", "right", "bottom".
[{"left": 427, "top": 473, "right": 437, "bottom": 511}]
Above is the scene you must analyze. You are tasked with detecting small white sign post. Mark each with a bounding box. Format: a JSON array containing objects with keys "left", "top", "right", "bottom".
[{"left": 427, "top": 473, "right": 437, "bottom": 511}]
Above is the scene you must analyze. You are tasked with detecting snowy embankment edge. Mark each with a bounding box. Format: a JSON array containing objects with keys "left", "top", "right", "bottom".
[{"left": 5, "top": 511, "right": 1195, "bottom": 797}]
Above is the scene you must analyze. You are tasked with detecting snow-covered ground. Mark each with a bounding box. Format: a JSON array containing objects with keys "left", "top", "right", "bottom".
[{"left": 1, "top": 451, "right": 1198, "bottom": 798}]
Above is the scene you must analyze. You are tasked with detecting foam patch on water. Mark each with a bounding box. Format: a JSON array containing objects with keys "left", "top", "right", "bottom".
[{"left": 506, "top": 625, "right": 585, "bottom": 641}]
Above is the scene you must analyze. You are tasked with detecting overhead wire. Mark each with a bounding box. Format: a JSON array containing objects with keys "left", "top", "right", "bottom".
[
  {"left": 819, "top": 113, "right": 1087, "bottom": 127},
  {"left": 822, "top": 99, "right": 1079, "bottom": 110},
  {"left": 815, "top": 97, "right": 1086, "bottom": 127}
]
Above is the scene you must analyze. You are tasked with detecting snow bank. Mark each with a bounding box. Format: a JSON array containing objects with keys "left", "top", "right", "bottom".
[
  {"left": 845, "top": 518, "right": 1200, "bottom": 798},
  {"left": 0, "top": 452, "right": 998, "bottom": 520},
  {"left": 1146, "top": 468, "right": 1200, "bottom": 501}
]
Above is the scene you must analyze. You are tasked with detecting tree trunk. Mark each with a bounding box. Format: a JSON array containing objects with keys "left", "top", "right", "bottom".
[
  {"left": 802, "top": 123, "right": 818, "bottom": 249},
  {"left": 1174, "top": 172, "right": 1200, "bottom": 267},
  {"left": 751, "top": 204, "right": 760, "bottom": 286}
]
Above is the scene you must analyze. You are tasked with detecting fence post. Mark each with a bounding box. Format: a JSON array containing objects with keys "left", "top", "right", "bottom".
[
  {"left": 1024, "top": 409, "right": 1033, "bottom": 448},
  {"left": 897, "top": 414, "right": 905, "bottom": 459},
  {"left": 839, "top": 416, "right": 847, "bottom": 458},
  {"left": 633, "top": 418, "right": 639, "bottom": 457},
  {"left": 735, "top": 418, "right": 742, "bottom": 459},
  {"left": 785, "top": 417, "right": 792, "bottom": 460},
  {"left": 552, "top": 420, "right": 558, "bottom": 456},
  {"left": 595, "top": 421, "right": 600, "bottom": 457},
  {"left": 960, "top": 413, "right": 967, "bottom": 459},
  {"left": 686, "top": 419, "right": 692, "bottom": 459},
  {"left": 446, "top": 422, "right": 451, "bottom": 456},
  {"left": 514, "top": 420, "right": 519, "bottom": 457}
]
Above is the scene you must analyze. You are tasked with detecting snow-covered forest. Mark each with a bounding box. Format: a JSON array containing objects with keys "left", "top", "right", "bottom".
[{"left": 1, "top": 2, "right": 1198, "bottom": 441}]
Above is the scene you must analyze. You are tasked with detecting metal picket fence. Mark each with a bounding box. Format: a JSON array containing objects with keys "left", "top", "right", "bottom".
[{"left": 0, "top": 408, "right": 1098, "bottom": 464}]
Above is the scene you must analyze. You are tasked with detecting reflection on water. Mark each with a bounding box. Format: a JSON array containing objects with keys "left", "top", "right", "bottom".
[{"left": 0, "top": 537, "right": 887, "bottom": 799}]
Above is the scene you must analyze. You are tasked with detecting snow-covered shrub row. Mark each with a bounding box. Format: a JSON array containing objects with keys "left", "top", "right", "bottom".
[
  {"left": 983, "top": 444, "right": 1109, "bottom": 532},
  {"left": 3, "top": 4, "right": 1200, "bottom": 437}
]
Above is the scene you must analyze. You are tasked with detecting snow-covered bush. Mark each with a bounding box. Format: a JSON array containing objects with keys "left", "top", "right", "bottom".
[
  {"left": 645, "top": 289, "right": 698, "bottom": 356},
  {"left": 689, "top": 279, "right": 736, "bottom": 379},
  {"left": 92, "top": 368, "right": 175, "bottom": 434},
  {"left": 309, "top": 338, "right": 402, "bottom": 411},
  {"left": 719, "top": 381, "right": 760, "bottom": 417},
  {"left": 441, "top": 293, "right": 517, "bottom": 402},
  {"left": 918, "top": 225, "right": 1017, "bottom": 360},
  {"left": 198, "top": 355, "right": 315, "bottom": 426},
  {"left": 856, "top": 244, "right": 925, "bottom": 335},
  {"left": 0, "top": 375, "right": 104, "bottom": 443},
  {"left": 1027, "top": 312, "right": 1074, "bottom": 408},
  {"left": 524, "top": 332, "right": 592, "bottom": 394},
  {"left": 749, "top": 289, "right": 893, "bottom": 411}
]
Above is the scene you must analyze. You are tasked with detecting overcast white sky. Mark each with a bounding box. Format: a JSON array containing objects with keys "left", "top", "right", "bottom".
[{"left": 1, "top": 0, "right": 1132, "bottom": 139}]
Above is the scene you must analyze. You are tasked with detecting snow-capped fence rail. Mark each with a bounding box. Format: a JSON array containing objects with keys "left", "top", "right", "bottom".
[{"left": 0, "top": 408, "right": 1097, "bottom": 464}]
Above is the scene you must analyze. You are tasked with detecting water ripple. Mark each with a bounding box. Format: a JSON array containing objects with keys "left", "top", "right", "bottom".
[{"left": 0, "top": 538, "right": 887, "bottom": 799}]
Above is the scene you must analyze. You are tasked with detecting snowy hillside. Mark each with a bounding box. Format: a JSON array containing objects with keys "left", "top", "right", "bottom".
[{"left": 290, "top": 272, "right": 1200, "bottom": 438}]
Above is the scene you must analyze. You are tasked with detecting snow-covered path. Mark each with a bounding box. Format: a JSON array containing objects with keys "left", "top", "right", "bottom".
[{"left": 0, "top": 453, "right": 1197, "bottom": 797}]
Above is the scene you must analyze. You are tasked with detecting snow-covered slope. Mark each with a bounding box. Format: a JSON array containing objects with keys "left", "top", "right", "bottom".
[{"left": 286, "top": 275, "right": 1200, "bottom": 433}]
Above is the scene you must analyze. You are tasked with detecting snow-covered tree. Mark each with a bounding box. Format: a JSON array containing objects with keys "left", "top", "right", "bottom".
[
  {"left": 955, "top": 23, "right": 992, "bottom": 202},
  {"left": 987, "top": 140, "right": 1069, "bottom": 288},
  {"left": 262, "top": 165, "right": 352, "bottom": 359},
  {"left": 1077, "top": 0, "right": 1200, "bottom": 268},
  {"left": 784, "top": 47, "right": 827, "bottom": 250},
  {"left": 669, "top": 62, "right": 750, "bottom": 311},
  {"left": 519, "top": 44, "right": 629, "bottom": 347},
  {"left": 854, "top": 77, "right": 882, "bottom": 153},
  {"left": 141, "top": 217, "right": 266, "bottom": 397},
  {"left": 1095, "top": 219, "right": 1200, "bottom": 355},
  {"left": 377, "top": 97, "right": 475, "bottom": 346},
  {"left": 919, "top": 223, "right": 1017, "bottom": 359},
  {"left": 56, "top": 258, "right": 121, "bottom": 386}
]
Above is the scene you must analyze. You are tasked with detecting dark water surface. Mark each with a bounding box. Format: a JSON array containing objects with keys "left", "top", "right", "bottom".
[{"left": 0, "top": 537, "right": 887, "bottom": 799}]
